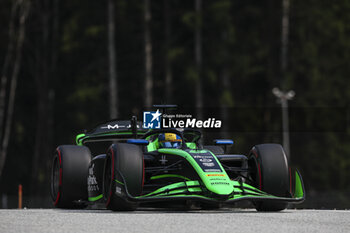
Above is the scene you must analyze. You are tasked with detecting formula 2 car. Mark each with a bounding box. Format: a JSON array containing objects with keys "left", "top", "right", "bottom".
[{"left": 50, "top": 115, "right": 305, "bottom": 211}]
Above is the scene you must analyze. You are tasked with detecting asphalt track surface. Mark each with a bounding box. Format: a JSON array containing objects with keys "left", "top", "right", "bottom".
[{"left": 1, "top": 208, "right": 349, "bottom": 233}]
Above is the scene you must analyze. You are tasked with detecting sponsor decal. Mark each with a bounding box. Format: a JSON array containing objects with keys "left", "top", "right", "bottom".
[
  {"left": 199, "top": 158, "right": 212, "bottom": 162},
  {"left": 210, "top": 182, "right": 230, "bottom": 185},
  {"left": 159, "top": 155, "right": 168, "bottom": 165},
  {"left": 206, "top": 174, "right": 225, "bottom": 177},
  {"left": 202, "top": 162, "right": 215, "bottom": 167},
  {"left": 209, "top": 178, "right": 227, "bottom": 181},
  {"left": 204, "top": 169, "right": 223, "bottom": 172},
  {"left": 115, "top": 186, "right": 122, "bottom": 195},
  {"left": 88, "top": 183, "right": 99, "bottom": 192},
  {"left": 101, "top": 124, "right": 140, "bottom": 129},
  {"left": 189, "top": 152, "right": 222, "bottom": 172},
  {"left": 101, "top": 124, "right": 120, "bottom": 129},
  {"left": 87, "top": 164, "right": 99, "bottom": 192}
]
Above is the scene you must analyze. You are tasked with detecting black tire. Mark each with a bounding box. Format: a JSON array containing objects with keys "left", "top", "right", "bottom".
[
  {"left": 103, "top": 143, "right": 144, "bottom": 211},
  {"left": 51, "top": 145, "right": 92, "bottom": 208},
  {"left": 248, "top": 144, "right": 290, "bottom": 212}
]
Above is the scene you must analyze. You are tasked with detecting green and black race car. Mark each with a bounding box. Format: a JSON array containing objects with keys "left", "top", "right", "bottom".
[{"left": 50, "top": 112, "right": 305, "bottom": 211}]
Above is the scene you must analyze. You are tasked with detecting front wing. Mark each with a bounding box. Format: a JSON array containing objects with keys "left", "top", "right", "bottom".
[{"left": 114, "top": 169, "right": 305, "bottom": 205}]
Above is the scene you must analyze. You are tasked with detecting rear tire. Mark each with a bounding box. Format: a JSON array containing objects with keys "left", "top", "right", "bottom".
[
  {"left": 103, "top": 143, "right": 144, "bottom": 211},
  {"left": 51, "top": 145, "right": 91, "bottom": 208},
  {"left": 248, "top": 144, "right": 290, "bottom": 212}
]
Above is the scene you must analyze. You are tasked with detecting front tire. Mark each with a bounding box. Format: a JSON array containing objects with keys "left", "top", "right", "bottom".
[
  {"left": 51, "top": 145, "right": 91, "bottom": 208},
  {"left": 248, "top": 144, "right": 290, "bottom": 211},
  {"left": 103, "top": 143, "right": 144, "bottom": 211}
]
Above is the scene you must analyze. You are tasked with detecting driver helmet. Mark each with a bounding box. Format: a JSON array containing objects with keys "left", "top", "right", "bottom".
[{"left": 158, "top": 133, "right": 182, "bottom": 148}]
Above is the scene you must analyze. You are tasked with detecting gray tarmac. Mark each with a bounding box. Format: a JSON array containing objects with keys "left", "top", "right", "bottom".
[{"left": 0, "top": 208, "right": 349, "bottom": 233}]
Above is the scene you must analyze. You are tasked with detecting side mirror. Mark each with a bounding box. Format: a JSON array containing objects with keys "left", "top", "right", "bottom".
[
  {"left": 214, "top": 139, "right": 234, "bottom": 153},
  {"left": 214, "top": 139, "right": 234, "bottom": 145},
  {"left": 126, "top": 139, "right": 149, "bottom": 145}
]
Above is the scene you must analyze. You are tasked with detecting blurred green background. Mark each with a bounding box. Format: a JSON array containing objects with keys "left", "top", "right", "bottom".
[{"left": 0, "top": 0, "right": 349, "bottom": 208}]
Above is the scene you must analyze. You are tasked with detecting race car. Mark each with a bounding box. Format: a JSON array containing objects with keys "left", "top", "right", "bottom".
[{"left": 50, "top": 114, "right": 305, "bottom": 211}]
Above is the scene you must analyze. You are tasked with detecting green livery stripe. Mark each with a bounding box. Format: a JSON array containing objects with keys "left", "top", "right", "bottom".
[
  {"left": 185, "top": 143, "right": 198, "bottom": 149},
  {"left": 231, "top": 181, "right": 268, "bottom": 196},
  {"left": 146, "top": 137, "right": 158, "bottom": 152},
  {"left": 139, "top": 181, "right": 201, "bottom": 198},
  {"left": 115, "top": 179, "right": 125, "bottom": 185},
  {"left": 151, "top": 187, "right": 202, "bottom": 197},
  {"left": 232, "top": 188, "right": 267, "bottom": 197},
  {"left": 88, "top": 194, "right": 103, "bottom": 202},
  {"left": 76, "top": 133, "right": 86, "bottom": 145},
  {"left": 150, "top": 174, "right": 191, "bottom": 181},
  {"left": 294, "top": 171, "right": 304, "bottom": 198},
  {"left": 163, "top": 194, "right": 213, "bottom": 200},
  {"left": 187, "top": 149, "right": 211, "bottom": 153},
  {"left": 140, "top": 193, "right": 213, "bottom": 201}
]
